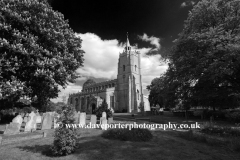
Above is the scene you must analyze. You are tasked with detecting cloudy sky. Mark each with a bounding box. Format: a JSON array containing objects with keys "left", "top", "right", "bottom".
[{"left": 50, "top": 0, "right": 199, "bottom": 103}]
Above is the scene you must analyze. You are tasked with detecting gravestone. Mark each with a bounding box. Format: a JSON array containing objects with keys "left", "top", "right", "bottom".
[
  {"left": 41, "top": 112, "right": 53, "bottom": 130},
  {"left": 36, "top": 115, "right": 42, "bottom": 130},
  {"left": 20, "top": 115, "right": 30, "bottom": 132},
  {"left": 4, "top": 123, "right": 21, "bottom": 135},
  {"left": 53, "top": 118, "right": 59, "bottom": 128},
  {"left": 36, "top": 115, "right": 42, "bottom": 124},
  {"left": 12, "top": 115, "right": 23, "bottom": 125},
  {"left": 102, "top": 112, "right": 107, "bottom": 119},
  {"left": 53, "top": 113, "right": 60, "bottom": 128},
  {"left": 101, "top": 119, "right": 108, "bottom": 130},
  {"left": 79, "top": 112, "right": 86, "bottom": 125},
  {"left": 23, "top": 116, "right": 29, "bottom": 123},
  {"left": 100, "top": 117, "right": 107, "bottom": 124},
  {"left": 90, "top": 115, "right": 97, "bottom": 124},
  {"left": 77, "top": 111, "right": 81, "bottom": 123},
  {"left": 108, "top": 117, "right": 113, "bottom": 124},
  {"left": 25, "top": 111, "right": 37, "bottom": 132},
  {"left": 74, "top": 111, "right": 80, "bottom": 124}
]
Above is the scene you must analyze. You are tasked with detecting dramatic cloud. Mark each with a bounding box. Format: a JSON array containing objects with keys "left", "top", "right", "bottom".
[
  {"left": 51, "top": 83, "right": 82, "bottom": 103},
  {"left": 138, "top": 33, "right": 161, "bottom": 49},
  {"left": 180, "top": 1, "right": 195, "bottom": 8},
  {"left": 75, "top": 33, "right": 123, "bottom": 79},
  {"left": 51, "top": 33, "right": 168, "bottom": 102}
]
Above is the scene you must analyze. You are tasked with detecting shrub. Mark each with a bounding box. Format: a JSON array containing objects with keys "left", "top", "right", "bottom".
[
  {"left": 95, "top": 99, "right": 112, "bottom": 119},
  {"left": 0, "top": 108, "right": 21, "bottom": 123},
  {"left": 22, "top": 106, "right": 36, "bottom": 113},
  {"left": 200, "top": 125, "right": 240, "bottom": 137},
  {"left": 228, "top": 137, "right": 240, "bottom": 151},
  {"left": 102, "top": 127, "right": 153, "bottom": 142},
  {"left": 205, "top": 110, "right": 226, "bottom": 120},
  {"left": 226, "top": 111, "right": 240, "bottom": 123},
  {"left": 51, "top": 105, "right": 79, "bottom": 156},
  {"left": 178, "top": 130, "right": 240, "bottom": 151}
]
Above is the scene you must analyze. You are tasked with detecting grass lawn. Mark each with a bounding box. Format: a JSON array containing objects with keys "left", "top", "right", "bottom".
[
  {"left": 113, "top": 112, "right": 237, "bottom": 127},
  {"left": 1, "top": 128, "right": 240, "bottom": 160}
]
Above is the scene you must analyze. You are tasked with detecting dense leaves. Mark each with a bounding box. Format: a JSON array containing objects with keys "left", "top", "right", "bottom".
[
  {"left": 102, "top": 128, "right": 153, "bottom": 142},
  {"left": 95, "top": 99, "right": 112, "bottom": 119},
  {"left": 0, "top": 0, "right": 84, "bottom": 109},
  {"left": 51, "top": 105, "right": 79, "bottom": 156},
  {"left": 148, "top": 0, "right": 240, "bottom": 110},
  {"left": 147, "top": 66, "right": 180, "bottom": 109},
  {"left": 171, "top": 0, "right": 240, "bottom": 109}
]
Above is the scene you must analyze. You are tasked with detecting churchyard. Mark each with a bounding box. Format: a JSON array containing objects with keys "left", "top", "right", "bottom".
[{"left": 0, "top": 111, "right": 240, "bottom": 160}]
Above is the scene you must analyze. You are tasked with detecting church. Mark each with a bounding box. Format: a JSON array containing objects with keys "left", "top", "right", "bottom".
[{"left": 68, "top": 36, "right": 150, "bottom": 113}]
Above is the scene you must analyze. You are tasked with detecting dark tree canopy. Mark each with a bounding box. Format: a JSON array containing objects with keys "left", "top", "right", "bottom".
[
  {"left": 0, "top": 0, "right": 84, "bottom": 110},
  {"left": 148, "top": 0, "right": 240, "bottom": 110}
]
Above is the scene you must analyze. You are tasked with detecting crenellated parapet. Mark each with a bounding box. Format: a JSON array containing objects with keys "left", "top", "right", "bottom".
[
  {"left": 82, "top": 79, "right": 117, "bottom": 93},
  {"left": 68, "top": 79, "right": 117, "bottom": 98}
]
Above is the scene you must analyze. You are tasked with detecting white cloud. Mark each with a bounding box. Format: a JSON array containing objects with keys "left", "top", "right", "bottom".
[
  {"left": 138, "top": 33, "right": 161, "bottom": 49},
  {"left": 180, "top": 1, "right": 195, "bottom": 8},
  {"left": 51, "top": 83, "right": 82, "bottom": 103},
  {"left": 76, "top": 33, "right": 123, "bottom": 79},
  {"left": 181, "top": 2, "right": 187, "bottom": 7},
  {"left": 51, "top": 33, "right": 168, "bottom": 103}
]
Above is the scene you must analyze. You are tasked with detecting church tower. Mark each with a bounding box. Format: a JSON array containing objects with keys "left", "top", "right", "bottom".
[{"left": 116, "top": 34, "right": 144, "bottom": 113}]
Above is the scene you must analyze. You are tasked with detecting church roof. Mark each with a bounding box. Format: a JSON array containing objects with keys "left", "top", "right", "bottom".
[
  {"left": 126, "top": 36, "right": 130, "bottom": 47},
  {"left": 83, "top": 79, "right": 96, "bottom": 88},
  {"left": 125, "top": 32, "right": 131, "bottom": 51}
]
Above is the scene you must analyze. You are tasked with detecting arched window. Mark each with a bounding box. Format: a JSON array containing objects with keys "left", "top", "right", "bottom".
[
  {"left": 137, "top": 89, "right": 139, "bottom": 100},
  {"left": 75, "top": 98, "right": 79, "bottom": 107},
  {"left": 135, "top": 65, "right": 137, "bottom": 71},
  {"left": 123, "top": 65, "right": 125, "bottom": 71}
]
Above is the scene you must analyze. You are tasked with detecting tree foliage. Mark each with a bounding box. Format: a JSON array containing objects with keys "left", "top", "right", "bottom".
[
  {"left": 95, "top": 99, "right": 112, "bottom": 119},
  {"left": 148, "top": 0, "right": 240, "bottom": 110},
  {"left": 147, "top": 66, "right": 180, "bottom": 109},
  {"left": 51, "top": 105, "right": 79, "bottom": 156},
  {"left": 0, "top": 0, "right": 84, "bottom": 109}
]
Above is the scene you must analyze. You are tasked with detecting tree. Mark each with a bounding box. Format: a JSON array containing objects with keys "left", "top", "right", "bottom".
[
  {"left": 51, "top": 105, "right": 79, "bottom": 156},
  {"left": 0, "top": 0, "right": 84, "bottom": 110},
  {"left": 147, "top": 65, "right": 180, "bottom": 109},
  {"left": 169, "top": 0, "right": 240, "bottom": 110},
  {"left": 95, "top": 99, "right": 112, "bottom": 119}
]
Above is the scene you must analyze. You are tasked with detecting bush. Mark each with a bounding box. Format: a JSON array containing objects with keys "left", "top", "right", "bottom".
[
  {"left": 200, "top": 125, "right": 240, "bottom": 137},
  {"left": 205, "top": 110, "right": 226, "bottom": 120},
  {"left": 95, "top": 99, "right": 112, "bottom": 119},
  {"left": 51, "top": 105, "right": 79, "bottom": 156},
  {"left": 22, "top": 106, "right": 36, "bottom": 114},
  {"left": 179, "top": 130, "right": 240, "bottom": 152},
  {"left": 0, "top": 108, "right": 19, "bottom": 123},
  {"left": 226, "top": 111, "right": 240, "bottom": 123},
  {"left": 228, "top": 137, "right": 240, "bottom": 152},
  {"left": 102, "top": 128, "right": 153, "bottom": 142}
]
